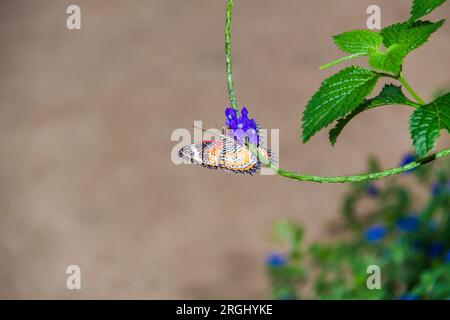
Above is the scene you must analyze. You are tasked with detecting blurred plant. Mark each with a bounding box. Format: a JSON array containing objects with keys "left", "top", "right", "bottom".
[
  {"left": 266, "top": 154, "right": 450, "bottom": 299},
  {"left": 266, "top": 221, "right": 306, "bottom": 300}
]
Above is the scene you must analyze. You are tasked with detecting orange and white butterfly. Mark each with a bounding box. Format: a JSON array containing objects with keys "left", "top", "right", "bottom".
[{"left": 178, "top": 134, "right": 272, "bottom": 175}]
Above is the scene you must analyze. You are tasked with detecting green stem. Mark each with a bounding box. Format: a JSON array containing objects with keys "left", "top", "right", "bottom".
[
  {"left": 249, "top": 144, "right": 450, "bottom": 183},
  {"left": 375, "top": 72, "right": 420, "bottom": 108},
  {"left": 319, "top": 53, "right": 365, "bottom": 70},
  {"left": 225, "top": 0, "right": 238, "bottom": 111},
  {"left": 398, "top": 73, "right": 426, "bottom": 105},
  {"left": 225, "top": 0, "right": 449, "bottom": 183}
]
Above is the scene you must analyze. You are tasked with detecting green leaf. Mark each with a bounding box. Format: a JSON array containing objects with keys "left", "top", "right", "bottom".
[
  {"left": 409, "top": 93, "right": 450, "bottom": 156},
  {"left": 333, "top": 30, "right": 383, "bottom": 54},
  {"left": 328, "top": 104, "right": 368, "bottom": 146},
  {"left": 329, "top": 85, "right": 419, "bottom": 146},
  {"left": 320, "top": 30, "right": 383, "bottom": 69},
  {"left": 302, "top": 66, "right": 380, "bottom": 143},
  {"left": 368, "top": 44, "right": 407, "bottom": 74},
  {"left": 410, "top": 0, "right": 447, "bottom": 21},
  {"left": 367, "top": 84, "right": 420, "bottom": 108},
  {"left": 380, "top": 20, "right": 445, "bottom": 53}
]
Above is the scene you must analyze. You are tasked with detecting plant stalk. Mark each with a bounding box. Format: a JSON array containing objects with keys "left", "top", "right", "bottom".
[
  {"left": 225, "top": 0, "right": 238, "bottom": 111},
  {"left": 398, "top": 73, "right": 426, "bottom": 105}
]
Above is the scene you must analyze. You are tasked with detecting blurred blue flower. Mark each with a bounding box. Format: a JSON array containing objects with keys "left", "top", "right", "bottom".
[
  {"left": 366, "top": 183, "right": 380, "bottom": 197},
  {"left": 399, "top": 294, "right": 420, "bottom": 300},
  {"left": 431, "top": 180, "right": 450, "bottom": 196},
  {"left": 365, "top": 225, "right": 387, "bottom": 243},
  {"left": 431, "top": 182, "right": 442, "bottom": 196},
  {"left": 266, "top": 253, "right": 287, "bottom": 268},
  {"left": 225, "top": 107, "right": 259, "bottom": 145},
  {"left": 445, "top": 250, "right": 450, "bottom": 263},
  {"left": 400, "top": 153, "right": 416, "bottom": 174},
  {"left": 396, "top": 215, "right": 420, "bottom": 232},
  {"left": 428, "top": 242, "right": 443, "bottom": 258}
]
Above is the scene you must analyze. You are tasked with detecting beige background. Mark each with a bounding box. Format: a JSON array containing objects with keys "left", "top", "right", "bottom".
[{"left": 0, "top": 0, "right": 449, "bottom": 299}]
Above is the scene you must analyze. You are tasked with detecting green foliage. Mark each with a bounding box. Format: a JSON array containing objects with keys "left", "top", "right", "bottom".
[
  {"left": 268, "top": 222, "right": 306, "bottom": 299},
  {"left": 271, "top": 220, "right": 304, "bottom": 260},
  {"left": 303, "top": 0, "right": 449, "bottom": 155},
  {"left": 266, "top": 157, "right": 450, "bottom": 300},
  {"left": 322, "top": 31, "right": 384, "bottom": 69},
  {"left": 412, "top": 267, "right": 450, "bottom": 297},
  {"left": 329, "top": 85, "right": 419, "bottom": 146},
  {"left": 302, "top": 66, "right": 379, "bottom": 143},
  {"left": 368, "top": 44, "right": 407, "bottom": 74},
  {"left": 410, "top": 0, "right": 447, "bottom": 21},
  {"left": 409, "top": 93, "right": 450, "bottom": 156},
  {"left": 333, "top": 30, "right": 383, "bottom": 54},
  {"left": 365, "top": 84, "right": 419, "bottom": 108},
  {"left": 380, "top": 20, "right": 445, "bottom": 53}
]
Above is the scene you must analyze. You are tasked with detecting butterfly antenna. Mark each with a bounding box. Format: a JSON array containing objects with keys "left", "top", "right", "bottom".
[
  {"left": 192, "top": 125, "right": 218, "bottom": 135},
  {"left": 213, "top": 119, "right": 227, "bottom": 135}
]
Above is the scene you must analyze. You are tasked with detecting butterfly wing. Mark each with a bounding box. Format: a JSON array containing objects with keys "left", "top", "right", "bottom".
[
  {"left": 219, "top": 135, "right": 260, "bottom": 174},
  {"left": 178, "top": 134, "right": 271, "bottom": 175},
  {"left": 178, "top": 140, "right": 220, "bottom": 170}
]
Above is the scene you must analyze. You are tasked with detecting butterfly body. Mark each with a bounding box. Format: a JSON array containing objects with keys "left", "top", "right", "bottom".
[{"left": 178, "top": 135, "right": 270, "bottom": 175}]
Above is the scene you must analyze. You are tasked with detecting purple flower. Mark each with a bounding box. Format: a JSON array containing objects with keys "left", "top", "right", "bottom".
[
  {"left": 225, "top": 108, "right": 239, "bottom": 128},
  {"left": 400, "top": 153, "right": 416, "bottom": 174},
  {"left": 241, "top": 107, "right": 249, "bottom": 120},
  {"left": 247, "top": 127, "right": 259, "bottom": 145},
  {"left": 226, "top": 108, "right": 238, "bottom": 121},
  {"left": 229, "top": 128, "right": 246, "bottom": 146},
  {"left": 225, "top": 107, "right": 260, "bottom": 145},
  {"left": 365, "top": 225, "right": 387, "bottom": 243},
  {"left": 266, "top": 253, "right": 287, "bottom": 268},
  {"left": 396, "top": 215, "right": 420, "bottom": 232}
]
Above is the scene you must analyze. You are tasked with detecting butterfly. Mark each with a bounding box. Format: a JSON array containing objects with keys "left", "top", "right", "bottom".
[{"left": 178, "top": 134, "right": 272, "bottom": 175}]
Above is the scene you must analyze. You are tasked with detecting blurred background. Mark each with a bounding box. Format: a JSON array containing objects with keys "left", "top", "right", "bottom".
[{"left": 0, "top": 0, "right": 448, "bottom": 299}]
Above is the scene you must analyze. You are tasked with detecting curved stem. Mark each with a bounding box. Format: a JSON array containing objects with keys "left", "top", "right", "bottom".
[
  {"left": 249, "top": 144, "right": 450, "bottom": 183},
  {"left": 398, "top": 73, "right": 426, "bottom": 105},
  {"left": 225, "top": 0, "right": 450, "bottom": 183},
  {"left": 225, "top": 0, "right": 238, "bottom": 111}
]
